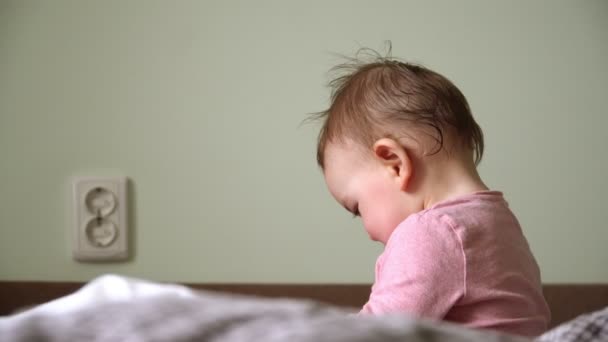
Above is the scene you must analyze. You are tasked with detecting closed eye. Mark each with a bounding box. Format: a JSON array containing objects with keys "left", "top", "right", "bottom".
[
  {"left": 351, "top": 204, "right": 360, "bottom": 218},
  {"left": 341, "top": 202, "right": 360, "bottom": 218}
]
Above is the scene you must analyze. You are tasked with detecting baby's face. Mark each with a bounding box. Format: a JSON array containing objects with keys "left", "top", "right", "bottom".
[{"left": 323, "top": 141, "right": 411, "bottom": 244}]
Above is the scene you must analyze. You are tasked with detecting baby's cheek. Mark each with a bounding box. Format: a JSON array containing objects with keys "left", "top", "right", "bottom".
[
  {"left": 357, "top": 205, "right": 379, "bottom": 240},
  {"left": 377, "top": 201, "right": 408, "bottom": 242},
  {"left": 361, "top": 208, "right": 395, "bottom": 243},
  {"left": 364, "top": 180, "right": 403, "bottom": 242},
  {"left": 380, "top": 212, "right": 402, "bottom": 241}
]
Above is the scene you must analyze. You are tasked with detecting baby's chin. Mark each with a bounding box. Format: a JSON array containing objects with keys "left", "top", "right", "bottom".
[
  {"left": 366, "top": 230, "right": 393, "bottom": 245},
  {"left": 367, "top": 232, "right": 381, "bottom": 243}
]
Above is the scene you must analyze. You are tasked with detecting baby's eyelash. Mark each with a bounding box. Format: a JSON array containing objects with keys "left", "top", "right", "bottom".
[{"left": 352, "top": 205, "right": 360, "bottom": 218}]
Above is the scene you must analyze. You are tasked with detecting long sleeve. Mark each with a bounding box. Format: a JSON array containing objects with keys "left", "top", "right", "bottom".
[{"left": 360, "top": 213, "right": 466, "bottom": 319}]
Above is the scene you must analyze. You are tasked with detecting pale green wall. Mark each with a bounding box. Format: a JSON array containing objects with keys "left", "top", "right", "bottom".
[{"left": 1, "top": 0, "right": 607, "bottom": 283}]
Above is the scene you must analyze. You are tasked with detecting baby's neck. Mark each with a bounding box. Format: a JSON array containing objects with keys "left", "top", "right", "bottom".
[{"left": 420, "top": 156, "right": 488, "bottom": 210}]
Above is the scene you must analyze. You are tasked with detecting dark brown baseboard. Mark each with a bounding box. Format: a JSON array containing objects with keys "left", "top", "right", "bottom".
[{"left": 1, "top": 281, "right": 607, "bottom": 328}]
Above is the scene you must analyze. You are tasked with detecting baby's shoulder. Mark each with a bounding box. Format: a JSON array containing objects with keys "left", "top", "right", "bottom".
[
  {"left": 388, "top": 209, "right": 461, "bottom": 244},
  {"left": 402, "top": 207, "right": 460, "bottom": 231},
  {"left": 384, "top": 210, "right": 467, "bottom": 260},
  {"left": 423, "top": 193, "right": 514, "bottom": 229},
  {"left": 393, "top": 197, "right": 514, "bottom": 242}
]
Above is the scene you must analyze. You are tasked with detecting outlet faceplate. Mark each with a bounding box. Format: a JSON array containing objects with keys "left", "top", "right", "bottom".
[{"left": 72, "top": 177, "right": 128, "bottom": 261}]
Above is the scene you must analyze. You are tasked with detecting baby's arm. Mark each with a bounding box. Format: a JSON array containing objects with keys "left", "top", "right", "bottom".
[{"left": 360, "top": 214, "right": 465, "bottom": 319}]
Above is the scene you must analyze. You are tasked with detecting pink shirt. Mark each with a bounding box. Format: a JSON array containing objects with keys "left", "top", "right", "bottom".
[{"left": 360, "top": 191, "right": 550, "bottom": 337}]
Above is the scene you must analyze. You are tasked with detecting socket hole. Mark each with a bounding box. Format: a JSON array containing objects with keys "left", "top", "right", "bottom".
[
  {"left": 85, "top": 218, "right": 117, "bottom": 248},
  {"left": 85, "top": 187, "right": 116, "bottom": 217}
]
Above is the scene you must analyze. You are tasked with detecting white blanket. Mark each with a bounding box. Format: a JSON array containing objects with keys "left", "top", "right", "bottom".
[{"left": 0, "top": 275, "right": 530, "bottom": 342}]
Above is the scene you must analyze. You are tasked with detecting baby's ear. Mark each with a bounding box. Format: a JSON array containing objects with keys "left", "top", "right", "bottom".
[{"left": 373, "top": 138, "right": 412, "bottom": 190}]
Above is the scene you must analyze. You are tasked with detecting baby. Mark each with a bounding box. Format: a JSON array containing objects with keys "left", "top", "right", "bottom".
[{"left": 313, "top": 50, "right": 551, "bottom": 337}]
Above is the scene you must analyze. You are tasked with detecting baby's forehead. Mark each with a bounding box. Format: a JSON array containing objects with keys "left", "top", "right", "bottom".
[
  {"left": 322, "top": 140, "right": 372, "bottom": 170},
  {"left": 323, "top": 140, "right": 359, "bottom": 159}
]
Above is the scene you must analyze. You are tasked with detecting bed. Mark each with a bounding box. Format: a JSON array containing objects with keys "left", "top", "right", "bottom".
[{"left": 1, "top": 275, "right": 607, "bottom": 341}]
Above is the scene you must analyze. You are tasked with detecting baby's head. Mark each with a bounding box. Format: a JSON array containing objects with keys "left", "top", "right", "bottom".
[{"left": 314, "top": 52, "right": 485, "bottom": 243}]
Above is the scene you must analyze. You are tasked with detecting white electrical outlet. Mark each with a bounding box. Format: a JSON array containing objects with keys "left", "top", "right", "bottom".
[{"left": 72, "top": 177, "right": 128, "bottom": 261}]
